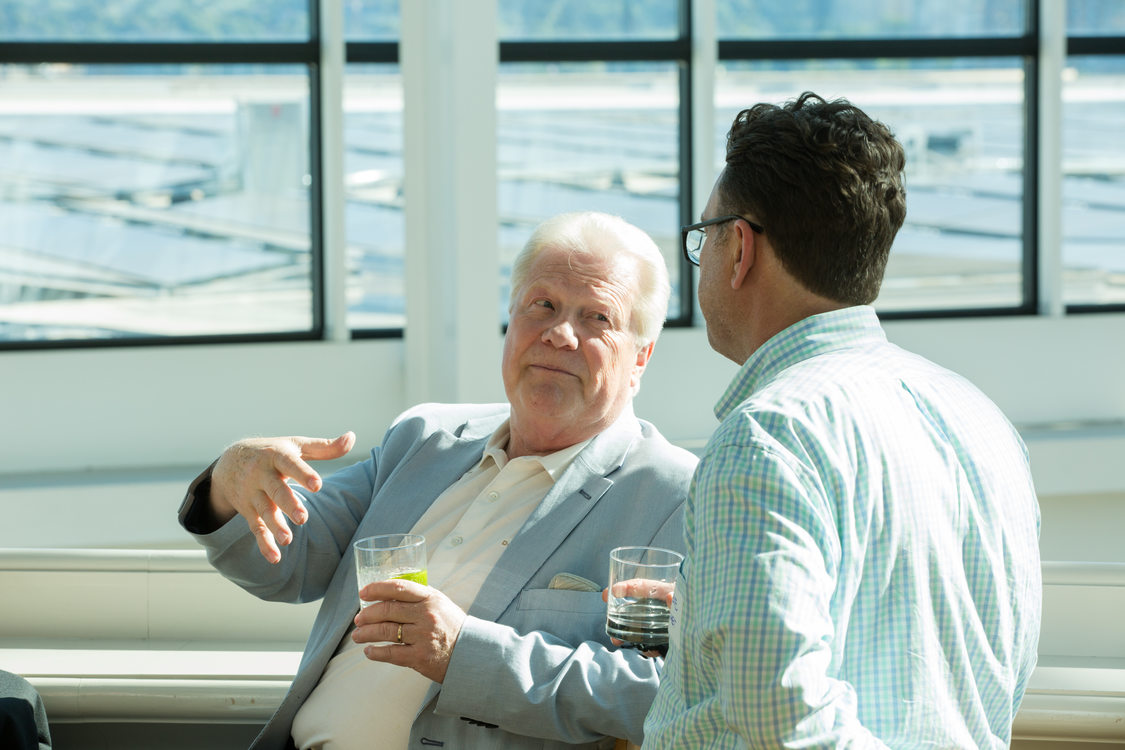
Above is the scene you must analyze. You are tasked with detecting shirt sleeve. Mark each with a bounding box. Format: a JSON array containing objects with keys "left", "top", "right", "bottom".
[{"left": 687, "top": 439, "right": 887, "bottom": 747}]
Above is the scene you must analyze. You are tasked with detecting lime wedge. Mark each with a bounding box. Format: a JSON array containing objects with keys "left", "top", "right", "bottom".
[{"left": 393, "top": 569, "right": 428, "bottom": 585}]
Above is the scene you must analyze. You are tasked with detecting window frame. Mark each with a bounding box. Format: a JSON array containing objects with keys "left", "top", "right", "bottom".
[
  {"left": 0, "top": 33, "right": 327, "bottom": 349},
  {"left": 1061, "top": 32, "right": 1125, "bottom": 315},
  {"left": 497, "top": 0, "right": 696, "bottom": 328},
  {"left": 717, "top": 30, "right": 1040, "bottom": 321}
]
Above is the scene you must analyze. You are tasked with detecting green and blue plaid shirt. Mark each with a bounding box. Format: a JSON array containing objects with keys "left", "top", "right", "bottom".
[{"left": 645, "top": 306, "right": 1041, "bottom": 749}]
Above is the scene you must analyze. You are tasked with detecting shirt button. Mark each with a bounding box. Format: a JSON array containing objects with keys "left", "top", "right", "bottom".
[
  {"left": 450, "top": 536, "right": 463, "bottom": 547},
  {"left": 501, "top": 540, "right": 509, "bottom": 546},
  {"left": 488, "top": 491, "right": 499, "bottom": 502}
]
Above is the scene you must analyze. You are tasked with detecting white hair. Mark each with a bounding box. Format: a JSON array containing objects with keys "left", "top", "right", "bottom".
[{"left": 508, "top": 211, "right": 671, "bottom": 347}]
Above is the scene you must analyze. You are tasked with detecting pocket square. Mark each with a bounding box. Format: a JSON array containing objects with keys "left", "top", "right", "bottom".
[{"left": 548, "top": 572, "right": 601, "bottom": 592}]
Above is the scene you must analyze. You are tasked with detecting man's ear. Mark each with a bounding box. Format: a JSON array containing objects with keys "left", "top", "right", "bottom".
[
  {"left": 634, "top": 340, "right": 654, "bottom": 370},
  {"left": 630, "top": 340, "right": 655, "bottom": 392},
  {"left": 730, "top": 219, "right": 757, "bottom": 290}
]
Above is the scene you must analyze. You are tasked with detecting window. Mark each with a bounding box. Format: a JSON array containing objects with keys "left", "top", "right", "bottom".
[
  {"left": 1063, "top": 1, "right": 1125, "bottom": 310},
  {"left": 2, "top": 0, "right": 1123, "bottom": 349},
  {"left": 717, "top": 1, "right": 1035, "bottom": 317},
  {"left": 342, "top": 63, "right": 404, "bottom": 331},
  {"left": 497, "top": 61, "right": 685, "bottom": 320},
  {"left": 497, "top": 0, "right": 690, "bottom": 324},
  {"left": 0, "top": 1, "right": 321, "bottom": 346}
]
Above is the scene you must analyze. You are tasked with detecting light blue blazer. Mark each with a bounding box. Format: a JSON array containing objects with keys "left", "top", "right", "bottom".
[{"left": 181, "top": 402, "right": 697, "bottom": 750}]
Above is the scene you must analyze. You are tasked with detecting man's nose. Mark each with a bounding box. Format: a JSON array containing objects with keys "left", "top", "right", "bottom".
[{"left": 541, "top": 319, "right": 578, "bottom": 349}]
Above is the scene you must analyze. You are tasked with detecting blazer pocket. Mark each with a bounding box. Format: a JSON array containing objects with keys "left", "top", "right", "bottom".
[{"left": 514, "top": 589, "right": 607, "bottom": 646}]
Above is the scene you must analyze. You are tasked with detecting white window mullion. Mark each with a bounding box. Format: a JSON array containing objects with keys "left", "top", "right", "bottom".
[
  {"left": 1038, "top": 0, "right": 1066, "bottom": 317},
  {"left": 691, "top": 0, "right": 717, "bottom": 218},
  {"left": 319, "top": 0, "right": 348, "bottom": 340},
  {"left": 401, "top": 0, "right": 502, "bottom": 404}
]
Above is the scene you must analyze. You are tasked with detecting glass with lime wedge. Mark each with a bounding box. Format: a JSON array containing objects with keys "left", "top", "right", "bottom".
[{"left": 354, "top": 533, "right": 428, "bottom": 608}]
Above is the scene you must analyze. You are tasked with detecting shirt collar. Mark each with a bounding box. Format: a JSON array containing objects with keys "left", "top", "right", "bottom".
[
  {"left": 476, "top": 419, "right": 593, "bottom": 482},
  {"left": 715, "top": 305, "right": 887, "bottom": 421}
]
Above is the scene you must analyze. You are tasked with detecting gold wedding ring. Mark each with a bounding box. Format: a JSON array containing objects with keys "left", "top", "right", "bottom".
[{"left": 396, "top": 623, "right": 403, "bottom": 643}]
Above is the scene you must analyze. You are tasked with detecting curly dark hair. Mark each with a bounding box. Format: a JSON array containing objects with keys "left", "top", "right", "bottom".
[{"left": 717, "top": 91, "right": 907, "bottom": 305}]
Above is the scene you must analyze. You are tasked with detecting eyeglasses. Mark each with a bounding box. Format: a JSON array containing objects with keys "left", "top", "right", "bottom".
[{"left": 681, "top": 215, "right": 765, "bottom": 266}]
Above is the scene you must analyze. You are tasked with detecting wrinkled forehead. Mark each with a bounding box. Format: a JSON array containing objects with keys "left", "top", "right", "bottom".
[{"left": 524, "top": 244, "right": 640, "bottom": 298}]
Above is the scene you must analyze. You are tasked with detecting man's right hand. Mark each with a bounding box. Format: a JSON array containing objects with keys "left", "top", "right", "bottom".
[{"left": 210, "top": 432, "right": 356, "bottom": 563}]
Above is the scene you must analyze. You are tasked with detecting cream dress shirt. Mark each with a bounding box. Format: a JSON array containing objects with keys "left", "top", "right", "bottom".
[{"left": 291, "top": 421, "right": 590, "bottom": 750}]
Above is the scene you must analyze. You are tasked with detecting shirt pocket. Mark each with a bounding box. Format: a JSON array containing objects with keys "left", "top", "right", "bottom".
[{"left": 514, "top": 588, "right": 607, "bottom": 647}]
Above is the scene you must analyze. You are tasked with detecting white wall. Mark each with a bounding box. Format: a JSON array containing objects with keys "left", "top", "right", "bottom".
[
  {"left": 4, "top": 313, "right": 1123, "bottom": 473},
  {"left": 2, "top": 312, "right": 1123, "bottom": 551}
]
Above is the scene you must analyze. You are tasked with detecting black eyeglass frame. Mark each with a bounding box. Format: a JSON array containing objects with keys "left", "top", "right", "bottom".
[{"left": 681, "top": 215, "right": 765, "bottom": 266}]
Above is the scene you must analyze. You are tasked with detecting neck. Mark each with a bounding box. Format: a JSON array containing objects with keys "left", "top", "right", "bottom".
[
  {"left": 733, "top": 268, "right": 848, "bottom": 365},
  {"left": 506, "top": 417, "right": 598, "bottom": 460},
  {"left": 507, "top": 403, "right": 631, "bottom": 459}
]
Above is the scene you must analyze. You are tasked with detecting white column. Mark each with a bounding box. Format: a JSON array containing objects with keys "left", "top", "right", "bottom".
[
  {"left": 1038, "top": 0, "right": 1066, "bottom": 317},
  {"left": 691, "top": 0, "right": 718, "bottom": 217},
  {"left": 319, "top": 0, "right": 348, "bottom": 340},
  {"left": 401, "top": 0, "right": 503, "bottom": 404}
]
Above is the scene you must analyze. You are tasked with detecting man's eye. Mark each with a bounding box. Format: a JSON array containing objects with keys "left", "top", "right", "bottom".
[
  {"left": 533, "top": 299, "right": 554, "bottom": 309},
  {"left": 593, "top": 312, "right": 609, "bottom": 323}
]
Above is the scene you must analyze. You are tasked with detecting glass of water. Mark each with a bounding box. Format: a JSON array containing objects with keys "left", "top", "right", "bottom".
[
  {"left": 353, "top": 533, "right": 428, "bottom": 608},
  {"left": 606, "top": 545, "right": 683, "bottom": 656}
]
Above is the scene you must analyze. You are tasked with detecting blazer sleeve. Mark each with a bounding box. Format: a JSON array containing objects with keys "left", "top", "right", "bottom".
[
  {"left": 436, "top": 615, "right": 663, "bottom": 745},
  {"left": 178, "top": 455, "right": 379, "bottom": 604}
]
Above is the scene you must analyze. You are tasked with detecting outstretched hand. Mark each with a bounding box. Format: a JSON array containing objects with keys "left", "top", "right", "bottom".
[{"left": 210, "top": 432, "right": 356, "bottom": 563}]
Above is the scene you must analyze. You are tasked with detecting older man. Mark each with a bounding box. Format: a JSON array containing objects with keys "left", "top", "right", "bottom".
[
  {"left": 179, "top": 211, "right": 697, "bottom": 750},
  {"left": 644, "top": 93, "right": 1041, "bottom": 748}
]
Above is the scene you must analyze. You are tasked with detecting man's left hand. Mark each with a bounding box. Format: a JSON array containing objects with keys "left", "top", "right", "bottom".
[{"left": 353, "top": 579, "right": 467, "bottom": 683}]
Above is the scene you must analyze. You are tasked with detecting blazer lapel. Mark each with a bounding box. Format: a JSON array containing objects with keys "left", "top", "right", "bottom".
[
  {"left": 466, "top": 410, "right": 642, "bottom": 623},
  {"left": 357, "top": 413, "right": 502, "bottom": 538}
]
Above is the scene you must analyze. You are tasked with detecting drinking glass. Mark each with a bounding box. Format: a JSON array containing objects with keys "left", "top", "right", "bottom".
[
  {"left": 605, "top": 545, "right": 683, "bottom": 655},
  {"left": 353, "top": 533, "right": 428, "bottom": 608}
]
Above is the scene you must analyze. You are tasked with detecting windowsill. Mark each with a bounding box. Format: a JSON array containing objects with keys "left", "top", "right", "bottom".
[
  {"left": 0, "top": 550, "right": 1122, "bottom": 740},
  {"left": 2, "top": 645, "right": 1123, "bottom": 740}
]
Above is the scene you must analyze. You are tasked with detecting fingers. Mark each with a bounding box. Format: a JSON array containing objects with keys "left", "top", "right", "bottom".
[
  {"left": 352, "top": 599, "right": 411, "bottom": 650},
  {"left": 248, "top": 513, "right": 282, "bottom": 565},
  {"left": 356, "top": 578, "right": 429, "bottom": 610},
  {"left": 354, "top": 621, "right": 407, "bottom": 646},
  {"left": 610, "top": 578, "right": 676, "bottom": 604},
  {"left": 263, "top": 473, "right": 308, "bottom": 528},
  {"left": 211, "top": 433, "right": 356, "bottom": 564},
  {"left": 352, "top": 584, "right": 464, "bottom": 683},
  {"left": 257, "top": 489, "right": 296, "bottom": 545},
  {"left": 269, "top": 451, "right": 324, "bottom": 497},
  {"left": 269, "top": 433, "right": 354, "bottom": 495},
  {"left": 296, "top": 432, "right": 356, "bottom": 463}
]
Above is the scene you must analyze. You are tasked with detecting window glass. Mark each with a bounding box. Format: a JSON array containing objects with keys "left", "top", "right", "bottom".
[
  {"left": 497, "top": 63, "right": 683, "bottom": 321},
  {"left": 344, "top": 0, "right": 400, "bottom": 41},
  {"left": 716, "top": 59, "right": 1027, "bottom": 313},
  {"left": 1062, "top": 55, "right": 1125, "bottom": 307},
  {"left": 1, "top": 0, "right": 307, "bottom": 42},
  {"left": 1068, "top": 0, "right": 1125, "bottom": 35},
  {"left": 718, "top": 0, "right": 1025, "bottom": 40},
  {"left": 0, "top": 65, "right": 313, "bottom": 342},
  {"left": 344, "top": 64, "right": 404, "bottom": 330},
  {"left": 499, "top": 0, "right": 678, "bottom": 40}
]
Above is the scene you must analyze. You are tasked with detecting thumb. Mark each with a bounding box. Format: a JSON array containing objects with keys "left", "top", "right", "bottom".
[{"left": 296, "top": 431, "right": 356, "bottom": 461}]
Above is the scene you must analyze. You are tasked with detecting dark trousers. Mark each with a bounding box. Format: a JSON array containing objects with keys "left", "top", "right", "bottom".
[{"left": 0, "top": 671, "right": 51, "bottom": 750}]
